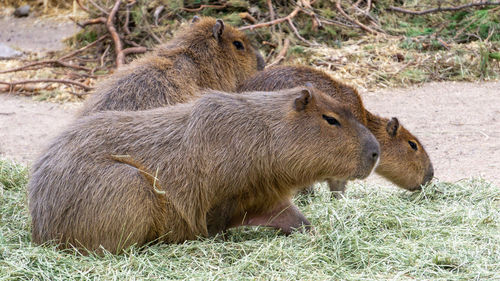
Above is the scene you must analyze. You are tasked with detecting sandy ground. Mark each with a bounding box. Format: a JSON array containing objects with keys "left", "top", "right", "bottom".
[
  {"left": 0, "top": 15, "right": 79, "bottom": 54},
  {"left": 1, "top": 81, "right": 499, "bottom": 187}
]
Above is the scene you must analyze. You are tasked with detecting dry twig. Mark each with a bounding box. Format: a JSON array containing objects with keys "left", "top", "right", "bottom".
[
  {"left": 60, "top": 35, "right": 108, "bottom": 60},
  {"left": 335, "top": 0, "right": 379, "bottom": 35},
  {"left": 267, "top": 38, "right": 290, "bottom": 68},
  {"left": 0, "top": 79, "right": 93, "bottom": 92},
  {"left": 181, "top": 3, "right": 227, "bottom": 12},
  {"left": 239, "top": 12, "right": 258, "bottom": 24},
  {"left": 0, "top": 60, "right": 89, "bottom": 74},
  {"left": 240, "top": 6, "right": 301, "bottom": 30},
  {"left": 387, "top": 2, "right": 500, "bottom": 15},
  {"left": 79, "top": 0, "right": 147, "bottom": 68}
]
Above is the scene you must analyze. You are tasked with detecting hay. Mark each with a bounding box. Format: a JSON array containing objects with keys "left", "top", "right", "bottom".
[{"left": 301, "top": 36, "right": 500, "bottom": 92}]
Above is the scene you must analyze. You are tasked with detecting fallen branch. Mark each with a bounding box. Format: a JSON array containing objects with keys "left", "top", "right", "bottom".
[
  {"left": 335, "top": 0, "right": 379, "bottom": 35},
  {"left": 0, "top": 35, "right": 107, "bottom": 74},
  {"left": 78, "top": 17, "right": 106, "bottom": 27},
  {"left": 59, "top": 35, "right": 108, "bottom": 60},
  {"left": 181, "top": 3, "right": 227, "bottom": 12},
  {"left": 0, "top": 60, "right": 90, "bottom": 74},
  {"left": 75, "top": 0, "right": 90, "bottom": 13},
  {"left": 239, "top": 12, "right": 258, "bottom": 24},
  {"left": 287, "top": 18, "right": 314, "bottom": 45},
  {"left": 365, "top": 0, "right": 372, "bottom": 13},
  {"left": 81, "top": 0, "right": 147, "bottom": 68},
  {"left": 267, "top": 38, "right": 290, "bottom": 68},
  {"left": 0, "top": 84, "right": 51, "bottom": 93},
  {"left": 387, "top": 2, "right": 500, "bottom": 15},
  {"left": 107, "top": 0, "right": 125, "bottom": 68},
  {"left": 100, "top": 45, "right": 111, "bottom": 67},
  {"left": 0, "top": 79, "right": 93, "bottom": 91},
  {"left": 87, "top": 0, "right": 109, "bottom": 15},
  {"left": 266, "top": 0, "right": 275, "bottom": 32},
  {"left": 240, "top": 6, "right": 301, "bottom": 30}
]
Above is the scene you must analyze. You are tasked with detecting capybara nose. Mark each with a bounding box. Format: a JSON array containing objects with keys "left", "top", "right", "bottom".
[
  {"left": 364, "top": 140, "right": 380, "bottom": 167},
  {"left": 357, "top": 133, "right": 380, "bottom": 179},
  {"left": 255, "top": 50, "right": 266, "bottom": 70},
  {"left": 423, "top": 163, "right": 434, "bottom": 185}
]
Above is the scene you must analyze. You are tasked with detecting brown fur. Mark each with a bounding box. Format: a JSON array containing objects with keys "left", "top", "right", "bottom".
[
  {"left": 79, "top": 17, "right": 265, "bottom": 116},
  {"left": 28, "top": 86, "right": 379, "bottom": 253},
  {"left": 237, "top": 65, "right": 434, "bottom": 192}
]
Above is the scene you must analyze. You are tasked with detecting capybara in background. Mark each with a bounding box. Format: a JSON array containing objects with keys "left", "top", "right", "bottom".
[
  {"left": 29, "top": 85, "right": 380, "bottom": 253},
  {"left": 79, "top": 16, "right": 265, "bottom": 116},
  {"left": 238, "top": 65, "right": 433, "bottom": 194}
]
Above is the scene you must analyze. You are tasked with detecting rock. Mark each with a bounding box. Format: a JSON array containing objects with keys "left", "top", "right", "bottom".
[
  {"left": 0, "top": 43, "right": 22, "bottom": 59},
  {"left": 14, "top": 5, "right": 30, "bottom": 17}
]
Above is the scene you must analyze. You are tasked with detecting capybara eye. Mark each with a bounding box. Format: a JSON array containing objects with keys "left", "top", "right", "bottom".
[
  {"left": 408, "top": 140, "right": 418, "bottom": 151},
  {"left": 233, "top": 41, "right": 244, "bottom": 50},
  {"left": 322, "top": 115, "right": 341, "bottom": 127}
]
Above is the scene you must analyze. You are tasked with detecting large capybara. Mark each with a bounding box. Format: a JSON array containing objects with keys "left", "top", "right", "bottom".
[
  {"left": 29, "top": 85, "right": 380, "bottom": 253},
  {"left": 238, "top": 65, "right": 433, "bottom": 194},
  {"left": 79, "top": 16, "right": 265, "bottom": 116}
]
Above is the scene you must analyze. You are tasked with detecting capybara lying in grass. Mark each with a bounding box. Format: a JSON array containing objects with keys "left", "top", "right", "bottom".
[
  {"left": 29, "top": 85, "right": 379, "bottom": 253},
  {"left": 238, "top": 65, "right": 433, "bottom": 195},
  {"left": 79, "top": 16, "right": 265, "bottom": 116}
]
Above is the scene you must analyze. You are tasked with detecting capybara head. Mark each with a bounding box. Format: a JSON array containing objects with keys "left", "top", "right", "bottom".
[
  {"left": 181, "top": 17, "right": 265, "bottom": 86},
  {"left": 267, "top": 84, "right": 380, "bottom": 182},
  {"left": 370, "top": 116, "right": 434, "bottom": 191}
]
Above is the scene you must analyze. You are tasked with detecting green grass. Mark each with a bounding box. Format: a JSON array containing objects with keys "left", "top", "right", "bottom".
[{"left": 1, "top": 159, "right": 499, "bottom": 280}]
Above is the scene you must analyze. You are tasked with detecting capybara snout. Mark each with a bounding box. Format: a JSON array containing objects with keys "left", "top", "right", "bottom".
[
  {"left": 423, "top": 163, "right": 434, "bottom": 184},
  {"left": 355, "top": 121, "right": 380, "bottom": 179},
  {"left": 255, "top": 49, "right": 265, "bottom": 70}
]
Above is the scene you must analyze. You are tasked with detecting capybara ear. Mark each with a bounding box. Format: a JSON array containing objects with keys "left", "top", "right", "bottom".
[
  {"left": 191, "top": 16, "right": 200, "bottom": 23},
  {"left": 213, "top": 19, "right": 224, "bottom": 40},
  {"left": 386, "top": 117, "right": 400, "bottom": 137},
  {"left": 294, "top": 88, "right": 313, "bottom": 111}
]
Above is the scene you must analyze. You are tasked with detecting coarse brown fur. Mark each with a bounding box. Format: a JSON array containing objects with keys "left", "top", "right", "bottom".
[
  {"left": 238, "top": 65, "right": 434, "bottom": 193},
  {"left": 28, "top": 86, "right": 379, "bottom": 253},
  {"left": 79, "top": 17, "right": 265, "bottom": 116}
]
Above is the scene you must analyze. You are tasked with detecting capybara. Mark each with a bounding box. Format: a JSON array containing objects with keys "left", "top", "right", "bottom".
[
  {"left": 29, "top": 85, "right": 380, "bottom": 253},
  {"left": 237, "top": 65, "right": 433, "bottom": 194},
  {"left": 79, "top": 16, "right": 265, "bottom": 116}
]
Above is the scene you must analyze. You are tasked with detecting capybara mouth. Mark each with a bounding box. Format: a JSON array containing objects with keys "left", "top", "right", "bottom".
[
  {"left": 406, "top": 185, "right": 422, "bottom": 192},
  {"left": 255, "top": 50, "right": 266, "bottom": 71},
  {"left": 354, "top": 149, "right": 380, "bottom": 180},
  {"left": 423, "top": 163, "right": 434, "bottom": 185}
]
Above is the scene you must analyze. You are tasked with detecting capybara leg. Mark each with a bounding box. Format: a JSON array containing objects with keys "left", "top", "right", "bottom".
[
  {"left": 206, "top": 199, "right": 238, "bottom": 236},
  {"left": 327, "top": 179, "right": 347, "bottom": 199},
  {"left": 234, "top": 201, "right": 312, "bottom": 234},
  {"left": 299, "top": 185, "right": 316, "bottom": 196}
]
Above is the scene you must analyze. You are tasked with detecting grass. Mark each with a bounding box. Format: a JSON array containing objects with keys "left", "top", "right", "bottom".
[{"left": 1, "top": 159, "right": 499, "bottom": 280}]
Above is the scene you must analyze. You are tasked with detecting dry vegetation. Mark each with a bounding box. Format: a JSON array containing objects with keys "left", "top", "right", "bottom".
[
  {"left": 1, "top": 159, "right": 499, "bottom": 279},
  {"left": 1, "top": 0, "right": 499, "bottom": 98}
]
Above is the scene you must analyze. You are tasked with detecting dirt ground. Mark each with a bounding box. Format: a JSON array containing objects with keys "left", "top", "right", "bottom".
[
  {"left": 1, "top": 81, "right": 499, "bottom": 187},
  {"left": 0, "top": 15, "right": 79, "bottom": 54}
]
